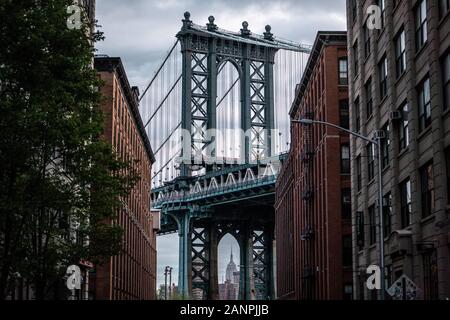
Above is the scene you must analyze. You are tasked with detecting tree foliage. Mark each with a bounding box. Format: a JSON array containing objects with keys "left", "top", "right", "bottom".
[{"left": 0, "top": 0, "right": 138, "bottom": 299}]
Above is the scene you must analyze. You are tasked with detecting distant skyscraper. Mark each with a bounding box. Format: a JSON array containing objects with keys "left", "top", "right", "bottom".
[
  {"left": 219, "top": 249, "right": 240, "bottom": 300},
  {"left": 226, "top": 249, "right": 238, "bottom": 283}
]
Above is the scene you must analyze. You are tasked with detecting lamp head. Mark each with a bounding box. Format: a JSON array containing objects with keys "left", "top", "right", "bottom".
[{"left": 293, "top": 118, "right": 313, "bottom": 125}]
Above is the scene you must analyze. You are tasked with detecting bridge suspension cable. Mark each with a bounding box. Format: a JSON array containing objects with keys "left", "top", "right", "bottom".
[
  {"left": 273, "top": 49, "right": 308, "bottom": 154},
  {"left": 140, "top": 40, "right": 183, "bottom": 188},
  {"left": 140, "top": 39, "right": 180, "bottom": 102}
]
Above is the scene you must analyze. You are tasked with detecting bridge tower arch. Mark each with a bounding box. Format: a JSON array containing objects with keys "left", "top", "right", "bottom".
[
  {"left": 178, "top": 12, "right": 278, "bottom": 176},
  {"left": 149, "top": 12, "right": 311, "bottom": 300}
]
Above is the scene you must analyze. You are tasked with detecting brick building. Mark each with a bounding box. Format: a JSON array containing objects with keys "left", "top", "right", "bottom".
[
  {"left": 79, "top": 0, "right": 95, "bottom": 23},
  {"left": 275, "top": 31, "right": 352, "bottom": 300},
  {"left": 347, "top": 0, "right": 450, "bottom": 299},
  {"left": 92, "top": 57, "right": 158, "bottom": 300}
]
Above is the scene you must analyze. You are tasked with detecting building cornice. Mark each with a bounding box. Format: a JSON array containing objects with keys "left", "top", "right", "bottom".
[{"left": 289, "top": 31, "right": 348, "bottom": 118}]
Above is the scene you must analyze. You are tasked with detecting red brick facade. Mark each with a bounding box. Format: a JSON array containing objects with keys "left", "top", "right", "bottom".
[
  {"left": 275, "top": 32, "right": 352, "bottom": 300},
  {"left": 92, "top": 57, "right": 157, "bottom": 300}
]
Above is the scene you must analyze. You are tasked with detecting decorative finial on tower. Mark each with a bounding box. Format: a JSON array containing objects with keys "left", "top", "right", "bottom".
[
  {"left": 182, "top": 11, "right": 192, "bottom": 30},
  {"left": 264, "top": 25, "right": 274, "bottom": 41},
  {"left": 241, "top": 21, "right": 251, "bottom": 37},
  {"left": 207, "top": 15, "right": 217, "bottom": 31}
]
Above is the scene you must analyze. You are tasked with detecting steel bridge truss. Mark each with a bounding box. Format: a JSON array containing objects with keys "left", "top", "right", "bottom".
[
  {"left": 164, "top": 213, "right": 274, "bottom": 300},
  {"left": 143, "top": 12, "right": 311, "bottom": 301},
  {"left": 151, "top": 155, "right": 283, "bottom": 209},
  {"left": 154, "top": 156, "right": 284, "bottom": 300},
  {"left": 178, "top": 12, "right": 304, "bottom": 175},
  {"left": 141, "top": 13, "right": 310, "bottom": 189}
]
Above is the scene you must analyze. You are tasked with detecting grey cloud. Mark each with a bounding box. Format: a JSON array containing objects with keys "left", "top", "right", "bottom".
[
  {"left": 157, "top": 234, "right": 179, "bottom": 287},
  {"left": 96, "top": 0, "right": 346, "bottom": 89}
]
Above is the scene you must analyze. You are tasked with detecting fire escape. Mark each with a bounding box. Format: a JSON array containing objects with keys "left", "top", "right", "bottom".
[{"left": 300, "top": 110, "right": 315, "bottom": 300}]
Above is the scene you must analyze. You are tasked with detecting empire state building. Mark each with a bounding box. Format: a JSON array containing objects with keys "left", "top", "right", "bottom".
[
  {"left": 219, "top": 249, "right": 240, "bottom": 300},
  {"left": 226, "top": 249, "right": 238, "bottom": 282}
]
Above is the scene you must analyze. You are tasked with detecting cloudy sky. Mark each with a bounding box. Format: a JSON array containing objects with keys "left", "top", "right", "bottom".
[{"left": 95, "top": 0, "right": 347, "bottom": 288}]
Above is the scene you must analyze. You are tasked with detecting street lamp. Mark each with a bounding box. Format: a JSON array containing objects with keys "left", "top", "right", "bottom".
[
  {"left": 164, "top": 266, "right": 171, "bottom": 300},
  {"left": 292, "top": 118, "right": 386, "bottom": 300},
  {"left": 164, "top": 266, "right": 173, "bottom": 300},
  {"left": 168, "top": 267, "right": 173, "bottom": 299}
]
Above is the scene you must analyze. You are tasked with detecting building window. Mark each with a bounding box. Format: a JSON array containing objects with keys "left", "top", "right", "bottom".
[
  {"left": 383, "top": 193, "right": 392, "bottom": 237},
  {"left": 442, "top": 52, "right": 450, "bottom": 110},
  {"left": 342, "top": 188, "right": 351, "bottom": 220},
  {"left": 379, "top": 56, "right": 388, "bottom": 99},
  {"left": 446, "top": 147, "right": 450, "bottom": 204},
  {"left": 367, "top": 143, "right": 375, "bottom": 181},
  {"left": 356, "top": 155, "right": 362, "bottom": 191},
  {"left": 356, "top": 211, "right": 365, "bottom": 250},
  {"left": 415, "top": 0, "right": 428, "bottom": 51},
  {"left": 399, "top": 102, "right": 410, "bottom": 150},
  {"left": 423, "top": 250, "right": 439, "bottom": 300},
  {"left": 420, "top": 161, "right": 435, "bottom": 218},
  {"left": 381, "top": 123, "right": 390, "bottom": 169},
  {"left": 395, "top": 28, "right": 406, "bottom": 78},
  {"left": 378, "top": 0, "right": 386, "bottom": 30},
  {"left": 364, "top": 22, "right": 371, "bottom": 58},
  {"left": 368, "top": 205, "right": 376, "bottom": 245},
  {"left": 354, "top": 97, "right": 361, "bottom": 133},
  {"left": 400, "top": 178, "right": 412, "bottom": 228},
  {"left": 351, "top": 0, "right": 357, "bottom": 23},
  {"left": 365, "top": 77, "right": 373, "bottom": 118},
  {"left": 440, "top": 0, "right": 450, "bottom": 19},
  {"left": 341, "top": 144, "right": 351, "bottom": 174},
  {"left": 343, "top": 235, "right": 352, "bottom": 267},
  {"left": 418, "top": 77, "right": 431, "bottom": 132},
  {"left": 339, "top": 58, "right": 348, "bottom": 85},
  {"left": 344, "top": 283, "right": 353, "bottom": 301},
  {"left": 340, "top": 100, "right": 349, "bottom": 129},
  {"left": 353, "top": 41, "right": 359, "bottom": 76}
]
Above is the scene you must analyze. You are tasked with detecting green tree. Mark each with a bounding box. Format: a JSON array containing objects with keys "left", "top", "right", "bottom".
[{"left": 0, "top": 0, "right": 138, "bottom": 299}]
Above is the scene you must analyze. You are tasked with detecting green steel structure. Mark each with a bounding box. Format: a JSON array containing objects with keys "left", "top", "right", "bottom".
[
  {"left": 152, "top": 154, "right": 286, "bottom": 300},
  {"left": 142, "top": 12, "right": 310, "bottom": 300}
]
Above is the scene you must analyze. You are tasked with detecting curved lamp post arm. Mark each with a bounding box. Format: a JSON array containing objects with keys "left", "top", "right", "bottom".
[{"left": 291, "top": 119, "right": 378, "bottom": 145}]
